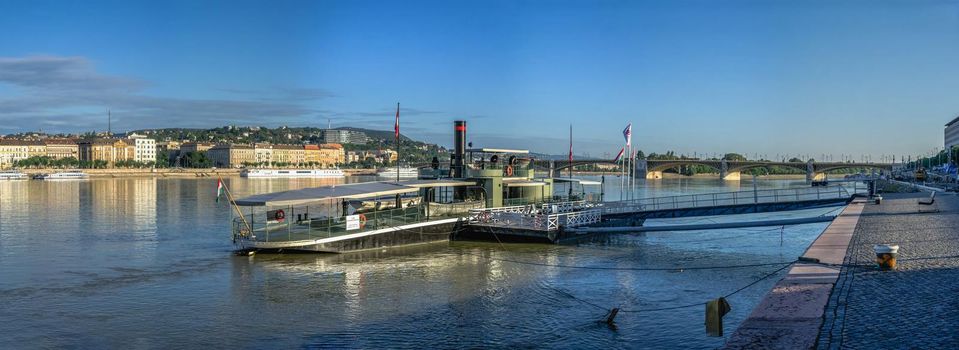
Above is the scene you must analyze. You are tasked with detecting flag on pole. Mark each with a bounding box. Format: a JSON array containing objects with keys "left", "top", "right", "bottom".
[
  {"left": 216, "top": 179, "right": 224, "bottom": 203},
  {"left": 623, "top": 123, "right": 632, "bottom": 147},
  {"left": 613, "top": 147, "right": 625, "bottom": 162},
  {"left": 394, "top": 102, "right": 400, "bottom": 138},
  {"left": 568, "top": 124, "right": 573, "bottom": 164}
]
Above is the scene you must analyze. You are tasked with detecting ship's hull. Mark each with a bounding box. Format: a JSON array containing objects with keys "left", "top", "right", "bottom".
[
  {"left": 241, "top": 170, "right": 345, "bottom": 178},
  {"left": 238, "top": 218, "right": 466, "bottom": 253}
]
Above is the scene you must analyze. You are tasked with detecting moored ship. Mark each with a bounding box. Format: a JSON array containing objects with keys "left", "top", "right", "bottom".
[
  {"left": 241, "top": 168, "right": 345, "bottom": 178},
  {"left": 376, "top": 166, "right": 419, "bottom": 178},
  {"left": 0, "top": 170, "right": 28, "bottom": 180},
  {"left": 33, "top": 170, "right": 89, "bottom": 180}
]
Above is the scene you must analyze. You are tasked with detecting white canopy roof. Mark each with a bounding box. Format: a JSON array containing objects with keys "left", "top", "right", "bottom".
[{"left": 552, "top": 178, "right": 602, "bottom": 186}]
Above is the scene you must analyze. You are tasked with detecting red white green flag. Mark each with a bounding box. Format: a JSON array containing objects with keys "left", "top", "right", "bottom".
[
  {"left": 216, "top": 179, "right": 224, "bottom": 202},
  {"left": 613, "top": 147, "right": 625, "bottom": 162}
]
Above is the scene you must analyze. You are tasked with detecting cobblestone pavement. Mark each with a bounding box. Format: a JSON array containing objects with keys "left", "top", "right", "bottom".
[{"left": 818, "top": 192, "right": 959, "bottom": 349}]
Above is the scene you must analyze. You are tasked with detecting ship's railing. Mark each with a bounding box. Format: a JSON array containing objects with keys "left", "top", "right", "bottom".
[
  {"left": 468, "top": 200, "right": 593, "bottom": 220},
  {"left": 233, "top": 205, "right": 424, "bottom": 243},
  {"left": 468, "top": 203, "right": 602, "bottom": 231},
  {"left": 233, "top": 200, "right": 483, "bottom": 243},
  {"left": 600, "top": 185, "right": 852, "bottom": 214}
]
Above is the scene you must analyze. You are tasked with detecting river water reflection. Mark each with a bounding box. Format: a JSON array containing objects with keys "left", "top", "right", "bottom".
[{"left": 0, "top": 176, "right": 836, "bottom": 349}]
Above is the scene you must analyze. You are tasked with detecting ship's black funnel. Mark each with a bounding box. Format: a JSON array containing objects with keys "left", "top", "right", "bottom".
[{"left": 453, "top": 121, "right": 466, "bottom": 178}]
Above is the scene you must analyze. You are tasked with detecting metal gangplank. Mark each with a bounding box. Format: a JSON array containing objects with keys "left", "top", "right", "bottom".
[
  {"left": 601, "top": 185, "right": 854, "bottom": 215},
  {"left": 469, "top": 201, "right": 603, "bottom": 232},
  {"left": 468, "top": 185, "right": 856, "bottom": 232}
]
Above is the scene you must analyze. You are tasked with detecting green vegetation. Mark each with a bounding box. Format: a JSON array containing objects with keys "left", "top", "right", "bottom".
[{"left": 13, "top": 156, "right": 113, "bottom": 169}]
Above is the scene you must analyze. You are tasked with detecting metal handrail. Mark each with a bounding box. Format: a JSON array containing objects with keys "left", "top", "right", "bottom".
[{"left": 600, "top": 185, "right": 851, "bottom": 214}]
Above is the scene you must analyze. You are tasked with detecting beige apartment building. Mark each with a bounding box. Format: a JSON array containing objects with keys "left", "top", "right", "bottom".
[
  {"left": 44, "top": 139, "right": 79, "bottom": 159},
  {"left": 180, "top": 142, "right": 215, "bottom": 154},
  {"left": 272, "top": 144, "right": 305, "bottom": 166},
  {"left": 78, "top": 139, "right": 135, "bottom": 167},
  {"left": 207, "top": 144, "right": 255, "bottom": 168}
]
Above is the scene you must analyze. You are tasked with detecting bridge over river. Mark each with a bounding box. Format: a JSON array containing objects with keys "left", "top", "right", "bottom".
[{"left": 532, "top": 159, "right": 892, "bottom": 181}]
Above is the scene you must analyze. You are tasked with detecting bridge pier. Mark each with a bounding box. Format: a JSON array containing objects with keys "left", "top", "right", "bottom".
[
  {"left": 722, "top": 171, "right": 741, "bottom": 181},
  {"left": 719, "top": 160, "right": 740, "bottom": 181}
]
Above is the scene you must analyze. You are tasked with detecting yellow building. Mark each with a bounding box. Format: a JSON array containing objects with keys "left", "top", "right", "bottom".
[
  {"left": 44, "top": 139, "right": 78, "bottom": 159},
  {"left": 25, "top": 141, "right": 46, "bottom": 158},
  {"left": 78, "top": 138, "right": 135, "bottom": 167},
  {"left": 272, "top": 144, "right": 305, "bottom": 166},
  {"left": 315, "top": 143, "right": 345, "bottom": 167},
  {"left": 208, "top": 144, "right": 255, "bottom": 168}
]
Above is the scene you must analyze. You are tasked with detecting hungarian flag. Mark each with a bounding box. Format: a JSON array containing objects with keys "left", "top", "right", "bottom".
[
  {"left": 623, "top": 123, "right": 632, "bottom": 147},
  {"left": 613, "top": 147, "right": 625, "bottom": 162},
  {"left": 216, "top": 179, "right": 224, "bottom": 202},
  {"left": 394, "top": 102, "right": 400, "bottom": 139}
]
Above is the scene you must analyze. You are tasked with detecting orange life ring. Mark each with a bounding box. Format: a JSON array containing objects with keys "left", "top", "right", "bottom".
[
  {"left": 358, "top": 214, "right": 367, "bottom": 228},
  {"left": 275, "top": 209, "right": 285, "bottom": 221},
  {"left": 505, "top": 165, "right": 514, "bottom": 176}
]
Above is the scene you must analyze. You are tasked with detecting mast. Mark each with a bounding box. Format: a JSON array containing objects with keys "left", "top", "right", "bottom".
[
  {"left": 395, "top": 102, "right": 400, "bottom": 182},
  {"left": 394, "top": 102, "right": 401, "bottom": 208},
  {"left": 107, "top": 109, "right": 112, "bottom": 136},
  {"left": 568, "top": 124, "right": 573, "bottom": 197}
]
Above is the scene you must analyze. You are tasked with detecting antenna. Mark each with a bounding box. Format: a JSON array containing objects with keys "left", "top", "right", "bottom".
[
  {"left": 328, "top": 118, "right": 331, "bottom": 130},
  {"left": 107, "top": 109, "right": 112, "bottom": 136}
]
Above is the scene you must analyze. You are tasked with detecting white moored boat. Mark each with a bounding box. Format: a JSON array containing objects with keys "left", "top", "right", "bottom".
[
  {"left": 376, "top": 167, "right": 419, "bottom": 179},
  {"left": 0, "top": 170, "right": 28, "bottom": 180},
  {"left": 241, "top": 169, "right": 345, "bottom": 178},
  {"left": 34, "top": 170, "right": 89, "bottom": 180}
]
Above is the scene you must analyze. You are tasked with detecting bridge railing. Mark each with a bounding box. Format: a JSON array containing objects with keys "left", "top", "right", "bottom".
[{"left": 601, "top": 185, "right": 851, "bottom": 214}]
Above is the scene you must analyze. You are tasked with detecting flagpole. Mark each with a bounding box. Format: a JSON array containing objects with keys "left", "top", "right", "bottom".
[
  {"left": 568, "top": 124, "right": 573, "bottom": 199},
  {"left": 219, "top": 176, "right": 253, "bottom": 239},
  {"left": 628, "top": 144, "right": 632, "bottom": 201},
  {"left": 395, "top": 102, "right": 400, "bottom": 183},
  {"left": 395, "top": 102, "right": 401, "bottom": 208}
]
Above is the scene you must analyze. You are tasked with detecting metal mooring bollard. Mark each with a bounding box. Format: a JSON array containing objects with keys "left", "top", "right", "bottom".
[{"left": 874, "top": 244, "right": 899, "bottom": 270}]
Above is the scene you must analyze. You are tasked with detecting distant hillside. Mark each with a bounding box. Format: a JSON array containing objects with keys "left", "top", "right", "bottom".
[
  {"left": 334, "top": 127, "right": 413, "bottom": 142},
  {"left": 128, "top": 125, "right": 416, "bottom": 144}
]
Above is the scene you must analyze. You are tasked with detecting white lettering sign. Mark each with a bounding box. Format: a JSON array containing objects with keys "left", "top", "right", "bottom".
[{"left": 346, "top": 215, "right": 360, "bottom": 230}]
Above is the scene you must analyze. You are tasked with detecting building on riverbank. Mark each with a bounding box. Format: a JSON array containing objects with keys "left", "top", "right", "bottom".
[
  {"left": 180, "top": 142, "right": 215, "bottom": 154},
  {"left": 271, "top": 144, "right": 305, "bottom": 166},
  {"left": 25, "top": 140, "right": 46, "bottom": 158},
  {"left": 0, "top": 139, "right": 29, "bottom": 168},
  {"left": 946, "top": 115, "right": 959, "bottom": 153},
  {"left": 304, "top": 143, "right": 345, "bottom": 167},
  {"left": 44, "top": 139, "right": 79, "bottom": 159},
  {"left": 78, "top": 138, "right": 135, "bottom": 167},
  {"left": 156, "top": 141, "right": 180, "bottom": 160},
  {"left": 207, "top": 144, "right": 254, "bottom": 168},
  {"left": 127, "top": 133, "right": 156, "bottom": 163}
]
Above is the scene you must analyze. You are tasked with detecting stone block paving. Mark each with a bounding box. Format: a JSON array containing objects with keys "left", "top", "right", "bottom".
[{"left": 818, "top": 192, "right": 959, "bottom": 349}]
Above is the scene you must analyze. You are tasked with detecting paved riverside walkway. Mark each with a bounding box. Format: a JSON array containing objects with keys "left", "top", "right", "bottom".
[
  {"left": 817, "top": 192, "right": 959, "bottom": 348},
  {"left": 724, "top": 199, "right": 865, "bottom": 349}
]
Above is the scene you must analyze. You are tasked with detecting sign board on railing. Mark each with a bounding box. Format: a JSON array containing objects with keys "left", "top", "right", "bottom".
[{"left": 346, "top": 215, "right": 361, "bottom": 230}]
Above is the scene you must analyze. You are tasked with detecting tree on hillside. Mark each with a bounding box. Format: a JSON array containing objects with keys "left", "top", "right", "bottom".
[{"left": 723, "top": 153, "right": 746, "bottom": 161}]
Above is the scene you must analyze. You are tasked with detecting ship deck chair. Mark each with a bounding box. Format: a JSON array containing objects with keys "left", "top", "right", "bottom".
[{"left": 918, "top": 191, "right": 938, "bottom": 213}]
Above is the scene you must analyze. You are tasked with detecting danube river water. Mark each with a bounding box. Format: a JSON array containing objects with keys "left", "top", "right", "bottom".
[{"left": 0, "top": 176, "right": 838, "bottom": 349}]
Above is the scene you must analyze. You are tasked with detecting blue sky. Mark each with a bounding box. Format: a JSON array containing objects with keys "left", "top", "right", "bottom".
[{"left": 1, "top": 0, "right": 958, "bottom": 159}]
